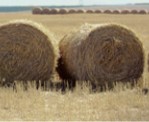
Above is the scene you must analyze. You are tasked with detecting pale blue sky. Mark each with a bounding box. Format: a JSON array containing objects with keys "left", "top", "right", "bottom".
[{"left": 0, "top": 0, "right": 149, "bottom": 6}]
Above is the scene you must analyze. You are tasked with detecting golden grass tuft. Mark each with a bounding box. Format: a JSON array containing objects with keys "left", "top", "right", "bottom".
[
  {"left": 57, "top": 23, "right": 144, "bottom": 89},
  {"left": 0, "top": 20, "right": 59, "bottom": 86}
]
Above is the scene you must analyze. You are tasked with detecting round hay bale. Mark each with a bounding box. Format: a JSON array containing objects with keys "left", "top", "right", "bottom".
[
  {"left": 42, "top": 8, "right": 50, "bottom": 14},
  {"left": 138, "top": 10, "right": 148, "bottom": 14},
  {"left": 57, "top": 23, "right": 144, "bottom": 88},
  {"left": 104, "top": 10, "right": 112, "bottom": 14},
  {"left": 49, "top": 8, "right": 59, "bottom": 14},
  {"left": 94, "top": 10, "right": 102, "bottom": 13},
  {"left": 121, "top": 10, "right": 130, "bottom": 14},
  {"left": 113, "top": 10, "right": 121, "bottom": 14},
  {"left": 86, "top": 10, "right": 94, "bottom": 13},
  {"left": 32, "top": 7, "right": 42, "bottom": 14},
  {"left": 76, "top": 9, "right": 85, "bottom": 13},
  {"left": 59, "top": 9, "right": 68, "bottom": 14},
  {"left": 131, "top": 10, "right": 138, "bottom": 14},
  {"left": 68, "top": 9, "right": 76, "bottom": 14},
  {"left": 0, "top": 20, "right": 58, "bottom": 85}
]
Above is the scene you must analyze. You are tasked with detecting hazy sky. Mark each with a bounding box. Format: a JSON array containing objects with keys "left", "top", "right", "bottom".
[{"left": 0, "top": 0, "right": 149, "bottom": 6}]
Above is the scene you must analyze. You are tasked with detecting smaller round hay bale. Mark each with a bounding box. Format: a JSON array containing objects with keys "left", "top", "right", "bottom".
[
  {"left": 86, "top": 9, "right": 94, "bottom": 13},
  {"left": 121, "top": 10, "right": 130, "bottom": 14},
  {"left": 113, "top": 10, "right": 121, "bottom": 14},
  {"left": 59, "top": 9, "right": 68, "bottom": 14},
  {"left": 68, "top": 9, "right": 76, "bottom": 14},
  {"left": 32, "top": 7, "right": 42, "bottom": 14},
  {"left": 76, "top": 9, "right": 85, "bottom": 13},
  {"left": 139, "top": 10, "right": 148, "bottom": 14},
  {"left": 94, "top": 10, "right": 102, "bottom": 13},
  {"left": 131, "top": 10, "right": 138, "bottom": 14},
  {"left": 42, "top": 8, "right": 50, "bottom": 14},
  {"left": 0, "top": 20, "right": 58, "bottom": 87},
  {"left": 49, "top": 8, "right": 59, "bottom": 14},
  {"left": 57, "top": 23, "right": 144, "bottom": 89},
  {"left": 104, "top": 10, "right": 112, "bottom": 14}
]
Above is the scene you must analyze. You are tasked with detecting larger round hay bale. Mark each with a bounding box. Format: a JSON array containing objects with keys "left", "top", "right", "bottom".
[
  {"left": 139, "top": 10, "right": 148, "bottom": 14},
  {"left": 42, "top": 8, "right": 50, "bottom": 14},
  {"left": 104, "top": 10, "right": 112, "bottom": 14},
  {"left": 76, "top": 9, "right": 85, "bottom": 13},
  {"left": 86, "top": 10, "right": 94, "bottom": 13},
  {"left": 59, "top": 9, "right": 68, "bottom": 14},
  {"left": 57, "top": 24, "right": 144, "bottom": 88},
  {"left": 68, "top": 9, "right": 76, "bottom": 14},
  {"left": 49, "top": 8, "right": 59, "bottom": 14},
  {"left": 121, "top": 10, "right": 130, "bottom": 14},
  {"left": 0, "top": 20, "right": 58, "bottom": 85},
  {"left": 131, "top": 10, "right": 138, "bottom": 14},
  {"left": 32, "top": 7, "right": 42, "bottom": 14},
  {"left": 113, "top": 10, "right": 121, "bottom": 14},
  {"left": 94, "top": 10, "right": 102, "bottom": 13}
]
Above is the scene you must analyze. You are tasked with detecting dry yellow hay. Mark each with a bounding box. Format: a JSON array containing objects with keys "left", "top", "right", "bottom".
[
  {"left": 59, "top": 9, "right": 68, "bottom": 14},
  {"left": 121, "top": 10, "right": 130, "bottom": 14},
  {"left": 32, "top": 7, "right": 42, "bottom": 14},
  {"left": 49, "top": 8, "right": 59, "bottom": 14},
  {"left": 0, "top": 20, "right": 58, "bottom": 87},
  {"left": 113, "top": 10, "right": 121, "bottom": 14},
  {"left": 42, "top": 8, "right": 50, "bottom": 14},
  {"left": 131, "top": 10, "right": 138, "bottom": 14},
  {"left": 57, "top": 23, "right": 144, "bottom": 89},
  {"left": 86, "top": 10, "right": 94, "bottom": 13},
  {"left": 68, "top": 9, "right": 76, "bottom": 14},
  {"left": 104, "top": 10, "right": 112, "bottom": 14}
]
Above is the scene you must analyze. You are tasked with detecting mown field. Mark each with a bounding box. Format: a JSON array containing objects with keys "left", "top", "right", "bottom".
[{"left": 0, "top": 12, "right": 149, "bottom": 121}]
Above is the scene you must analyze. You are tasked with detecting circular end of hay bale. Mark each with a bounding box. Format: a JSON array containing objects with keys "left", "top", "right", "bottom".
[
  {"left": 32, "top": 7, "right": 42, "bottom": 14},
  {"left": 68, "top": 9, "right": 76, "bottom": 14},
  {"left": 58, "top": 24, "right": 144, "bottom": 85},
  {"left": 86, "top": 10, "right": 94, "bottom": 13},
  {"left": 59, "top": 9, "right": 68, "bottom": 14},
  {"left": 121, "top": 10, "right": 130, "bottom": 14},
  {"left": 131, "top": 10, "right": 138, "bottom": 14},
  {"left": 42, "top": 8, "right": 50, "bottom": 14},
  {"left": 0, "top": 20, "right": 58, "bottom": 82},
  {"left": 113, "top": 10, "right": 121, "bottom": 14}
]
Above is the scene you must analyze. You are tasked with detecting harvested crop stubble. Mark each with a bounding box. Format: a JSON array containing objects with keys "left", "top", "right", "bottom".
[
  {"left": 0, "top": 20, "right": 58, "bottom": 86},
  {"left": 32, "top": 7, "right": 42, "bottom": 14},
  {"left": 57, "top": 24, "right": 144, "bottom": 88}
]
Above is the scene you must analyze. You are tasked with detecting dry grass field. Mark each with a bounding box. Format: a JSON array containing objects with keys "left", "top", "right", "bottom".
[{"left": 0, "top": 12, "right": 149, "bottom": 121}]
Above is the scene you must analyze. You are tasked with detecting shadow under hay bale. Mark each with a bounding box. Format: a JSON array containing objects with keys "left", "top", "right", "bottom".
[
  {"left": 32, "top": 7, "right": 42, "bottom": 14},
  {"left": 0, "top": 20, "right": 58, "bottom": 89},
  {"left": 57, "top": 23, "right": 144, "bottom": 92},
  {"left": 59, "top": 9, "right": 68, "bottom": 14},
  {"left": 42, "top": 8, "right": 51, "bottom": 14}
]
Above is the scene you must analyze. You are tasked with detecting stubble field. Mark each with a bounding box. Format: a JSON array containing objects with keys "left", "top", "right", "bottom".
[{"left": 0, "top": 12, "right": 149, "bottom": 121}]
